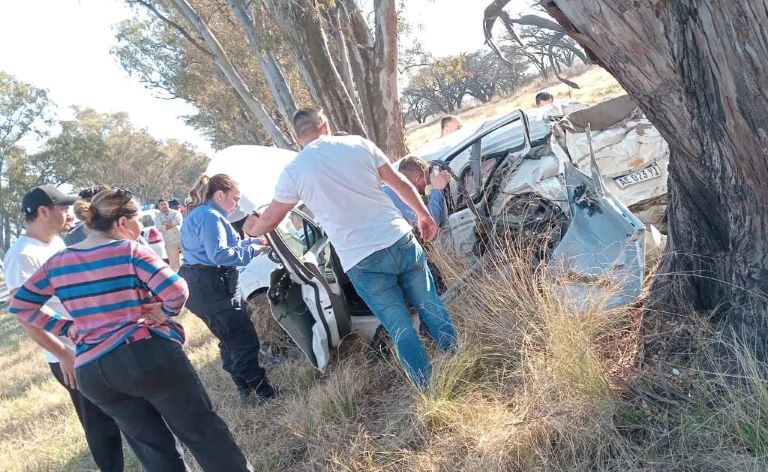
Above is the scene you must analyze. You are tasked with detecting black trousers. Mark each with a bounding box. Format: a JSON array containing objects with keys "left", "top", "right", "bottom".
[
  {"left": 179, "top": 266, "right": 269, "bottom": 393},
  {"left": 50, "top": 362, "right": 125, "bottom": 472},
  {"left": 76, "top": 336, "right": 252, "bottom": 472}
]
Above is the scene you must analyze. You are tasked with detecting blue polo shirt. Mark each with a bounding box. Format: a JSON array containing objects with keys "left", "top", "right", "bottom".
[
  {"left": 382, "top": 186, "right": 447, "bottom": 228},
  {"left": 180, "top": 200, "right": 263, "bottom": 267}
]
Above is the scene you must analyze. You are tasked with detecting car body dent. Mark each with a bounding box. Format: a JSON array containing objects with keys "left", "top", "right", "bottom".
[
  {"left": 423, "top": 111, "right": 646, "bottom": 309},
  {"left": 550, "top": 162, "right": 645, "bottom": 309},
  {"left": 551, "top": 95, "right": 669, "bottom": 230}
]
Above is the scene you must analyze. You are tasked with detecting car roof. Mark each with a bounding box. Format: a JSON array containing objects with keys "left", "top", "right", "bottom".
[{"left": 410, "top": 110, "right": 551, "bottom": 165}]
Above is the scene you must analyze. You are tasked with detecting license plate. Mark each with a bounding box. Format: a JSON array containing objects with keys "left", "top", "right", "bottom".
[{"left": 613, "top": 162, "right": 662, "bottom": 189}]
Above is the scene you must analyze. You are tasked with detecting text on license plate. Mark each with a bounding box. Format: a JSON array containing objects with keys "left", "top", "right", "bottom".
[{"left": 613, "top": 162, "right": 662, "bottom": 189}]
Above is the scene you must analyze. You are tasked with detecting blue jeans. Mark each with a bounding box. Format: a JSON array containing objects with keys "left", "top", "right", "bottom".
[{"left": 347, "top": 233, "right": 457, "bottom": 389}]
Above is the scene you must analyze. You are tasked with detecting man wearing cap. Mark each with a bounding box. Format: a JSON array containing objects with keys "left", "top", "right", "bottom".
[{"left": 3, "top": 185, "right": 125, "bottom": 472}]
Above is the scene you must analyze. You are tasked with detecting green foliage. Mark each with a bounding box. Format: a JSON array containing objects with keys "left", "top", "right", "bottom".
[
  {"left": 401, "top": 50, "right": 528, "bottom": 123},
  {"left": 0, "top": 71, "right": 209, "bottom": 251},
  {"left": 0, "top": 71, "right": 54, "bottom": 160},
  {"left": 42, "top": 108, "right": 209, "bottom": 202},
  {"left": 0, "top": 72, "right": 55, "bottom": 249},
  {"left": 114, "top": 1, "right": 307, "bottom": 150}
]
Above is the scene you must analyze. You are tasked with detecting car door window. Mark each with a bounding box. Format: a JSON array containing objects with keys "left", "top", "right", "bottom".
[
  {"left": 447, "top": 118, "right": 528, "bottom": 209},
  {"left": 274, "top": 211, "right": 321, "bottom": 260}
]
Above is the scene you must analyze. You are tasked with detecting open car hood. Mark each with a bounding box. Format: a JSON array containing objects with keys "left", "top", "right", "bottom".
[{"left": 206, "top": 145, "right": 297, "bottom": 222}]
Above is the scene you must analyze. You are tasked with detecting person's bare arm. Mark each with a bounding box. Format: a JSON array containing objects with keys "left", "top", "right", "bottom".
[
  {"left": 243, "top": 200, "right": 297, "bottom": 237},
  {"left": 378, "top": 162, "right": 438, "bottom": 241}
]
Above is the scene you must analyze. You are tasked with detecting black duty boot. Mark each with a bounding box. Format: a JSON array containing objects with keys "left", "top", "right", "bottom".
[
  {"left": 242, "top": 376, "right": 280, "bottom": 405},
  {"left": 232, "top": 376, "right": 254, "bottom": 405}
]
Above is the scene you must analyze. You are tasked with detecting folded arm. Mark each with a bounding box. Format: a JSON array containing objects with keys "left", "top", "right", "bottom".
[{"left": 132, "top": 243, "right": 189, "bottom": 315}]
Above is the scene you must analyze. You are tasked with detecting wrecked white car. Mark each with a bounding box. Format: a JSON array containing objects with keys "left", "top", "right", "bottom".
[
  {"left": 258, "top": 110, "right": 646, "bottom": 371},
  {"left": 548, "top": 95, "right": 670, "bottom": 231}
]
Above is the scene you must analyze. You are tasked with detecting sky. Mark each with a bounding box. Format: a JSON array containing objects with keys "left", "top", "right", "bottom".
[{"left": 0, "top": 0, "right": 535, "bottom": 157}]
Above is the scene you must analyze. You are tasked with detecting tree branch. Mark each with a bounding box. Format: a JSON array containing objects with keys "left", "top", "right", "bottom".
[
  {"left": 483, "top": 0, "right": 578, "bottom": 87},
  {"left": 128, "top": 0, "right": 214, "bottom": 59},
  {"left": 398, "top": 62, "right": 433, "bottom": 74}
]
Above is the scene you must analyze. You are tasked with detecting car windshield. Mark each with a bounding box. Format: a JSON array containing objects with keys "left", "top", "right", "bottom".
[{"left": 442, "top": 117, "right": 533, "bottom": 208}]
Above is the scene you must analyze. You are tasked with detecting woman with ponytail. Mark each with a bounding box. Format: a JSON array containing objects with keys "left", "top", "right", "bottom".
[
  {"left": 10, "top": 187, "right": 254, "bottom": 471},
  {"left": 180, "top": 173, "right": 278, "bottom": 404}
]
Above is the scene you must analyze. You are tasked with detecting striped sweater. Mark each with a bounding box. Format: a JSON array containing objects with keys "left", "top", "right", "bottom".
[{"left": 9, "top": 240, "right": 189, "bottom": 367}]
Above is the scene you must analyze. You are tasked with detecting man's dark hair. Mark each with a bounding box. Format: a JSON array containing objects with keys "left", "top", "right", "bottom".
[
  {"left": 398, "top": 155, "right": 429, "bottom": 177},
  {"left": 24, "top": 207, "right": 44, "bottom": 223},
  {"left": 292, "top": 107, "right": 325, "bottom": 137},
  {"left": 440, "top": 115, "right": 459, "bottom": 131},
  {"left": 535, "top": 91, "right": 553, "bottom": 105},
  {"left": 157, "top": 198, "right": 167, "bottom": 204}
]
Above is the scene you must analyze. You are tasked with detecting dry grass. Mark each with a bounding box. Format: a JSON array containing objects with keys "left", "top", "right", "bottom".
[
  {"left": 405, "top": 65, "right": 626, "bottom": 152},
  {"left": 3, "top": 239, "right": 767, "bottom": 471}
]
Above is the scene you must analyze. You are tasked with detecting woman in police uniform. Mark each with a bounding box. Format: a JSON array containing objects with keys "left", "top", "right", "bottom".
[{"left": 179, "top": 173, "right": 277, "bottom": 404}]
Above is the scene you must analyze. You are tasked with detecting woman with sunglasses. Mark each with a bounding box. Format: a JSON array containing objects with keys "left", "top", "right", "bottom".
[
  {"left": 10, "top": 187, "right": 253, "bottom": 472},
  {"left": 179, "top": 173, "right": 278, "bottom": 404}
]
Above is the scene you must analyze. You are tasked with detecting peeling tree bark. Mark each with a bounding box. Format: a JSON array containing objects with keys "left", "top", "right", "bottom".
[
  {"left": 340, "top": 0, "right": 406, "bottom": 159},
  {"left": 340, "top": 1, "right": 377, "bottom": 137},
  {"left": 372, "top": 0, "right": 407, "bottom": 158},
  {"left": 168, "top": 0, "right": 293, "bottom": 149},
  {"left": 537, "top": 1, "right": 768, "bottom": 349},
  {"left": 329, "top": 5, "right": 362, "bottom": 115}
]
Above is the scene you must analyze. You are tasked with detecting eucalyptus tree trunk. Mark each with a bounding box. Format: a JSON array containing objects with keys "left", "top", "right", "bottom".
[
  {"left": 226, "top": 0, "right": 297, "bottom": 136},
  {"left": 536, "top": 0, "right": 768, "bottom": 349},
  {"left": 329, "top": 5, "right": 362, "bottom": 115},
  {"left": 340, "top": 0, "right": 406, "bottom": 159},
  {"left": 263, "top": 0, "right": 366, "bottom": 137},
  {"left": 168, "top": 0, "right": 293, "bottom": 149}
]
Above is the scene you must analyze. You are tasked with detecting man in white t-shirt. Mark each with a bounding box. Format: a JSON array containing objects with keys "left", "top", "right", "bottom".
[
  {"left": 244, "top": 108, "right": 457, "bottom": 390},
  {"left": 155, "top": 198, "right": 183, "bottom": 271},
  {"left": 4, "top": 185, "right": 124, "bottom": 472}
]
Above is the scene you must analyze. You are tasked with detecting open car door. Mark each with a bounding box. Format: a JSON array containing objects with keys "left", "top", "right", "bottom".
[
  {"left": 432, "top": 110, "right": 534, "bottom": 255},
  {"left": 263, "top": 210, "right": 354, "bottom": 371}
]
